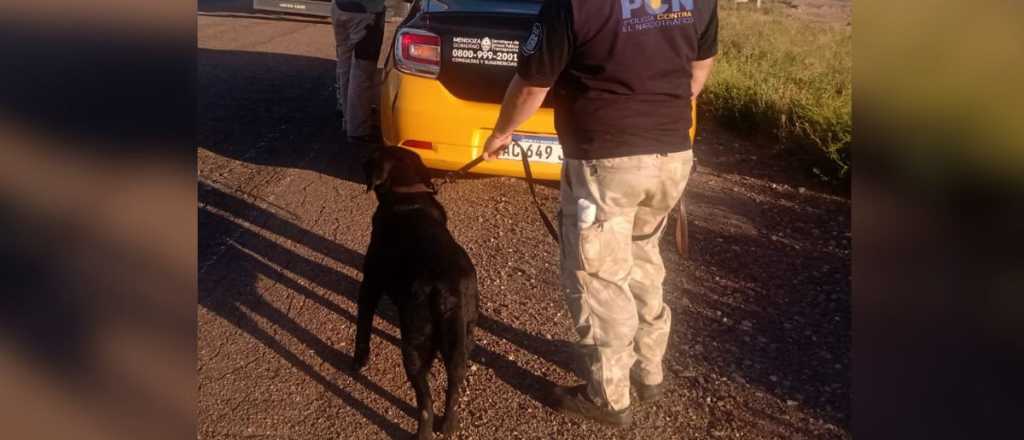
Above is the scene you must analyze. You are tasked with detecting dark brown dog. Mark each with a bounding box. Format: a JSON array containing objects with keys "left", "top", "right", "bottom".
[{"left": 354, "top": 146, "right": 478, "bottom": 439}]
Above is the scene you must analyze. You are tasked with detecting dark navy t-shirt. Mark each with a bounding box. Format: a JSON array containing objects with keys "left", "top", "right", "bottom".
[{"left": 517, "top": 0, "right": 718, "bottom": 159}]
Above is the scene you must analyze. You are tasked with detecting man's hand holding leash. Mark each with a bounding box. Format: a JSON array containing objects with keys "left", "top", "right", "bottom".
[{"left": 482, "top": 75, "right": 551, "bottom": 161}]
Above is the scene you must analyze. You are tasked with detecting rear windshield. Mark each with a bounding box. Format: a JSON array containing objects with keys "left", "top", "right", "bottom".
[{"left": 424, "top": 0, "right": 545, "bottom": 13}]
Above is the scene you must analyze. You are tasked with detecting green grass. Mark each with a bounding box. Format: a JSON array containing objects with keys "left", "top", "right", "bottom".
[{"left": 703, "top": 3, "right": 852, "bottom": 178}]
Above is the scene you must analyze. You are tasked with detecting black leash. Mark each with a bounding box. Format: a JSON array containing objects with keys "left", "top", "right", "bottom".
[
  {"left": 435, "top": 140, "right": 559, "bottom": 244},
  {"left": 450, "top": 155, "right": 486, "bottom": 180},
  {"left": 513, "top": 140, "right": 560, "bottom": 244}
]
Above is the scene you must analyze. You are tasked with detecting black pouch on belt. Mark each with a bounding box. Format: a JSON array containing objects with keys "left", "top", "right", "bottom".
[
  {"left": 354, "top": 12, "right": 385, "bottom": 61},
  {"left": 334, "top": 0, "right": 368, "bottom": 13}
]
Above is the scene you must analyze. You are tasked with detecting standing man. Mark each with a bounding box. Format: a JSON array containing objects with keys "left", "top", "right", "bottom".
[
  {"left": 331, "top": 0, "right": 385, "bottom": 143},
  {"left": 482, "top": 0, "right": 718, "bottom": 426}
]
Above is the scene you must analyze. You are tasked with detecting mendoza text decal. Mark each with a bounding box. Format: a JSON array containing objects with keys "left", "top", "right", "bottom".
[{"left": 451, "top": 36, "right": 519, "bottom": 67}]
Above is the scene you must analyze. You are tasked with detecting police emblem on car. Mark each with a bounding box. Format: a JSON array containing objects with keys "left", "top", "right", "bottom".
[{"left": 522, "top": 22, "right": 542, "bottom": 55}]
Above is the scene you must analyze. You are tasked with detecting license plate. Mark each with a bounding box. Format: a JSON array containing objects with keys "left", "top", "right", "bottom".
[{"left": 498, "top": 134, "right": 564, "bottom": 164}]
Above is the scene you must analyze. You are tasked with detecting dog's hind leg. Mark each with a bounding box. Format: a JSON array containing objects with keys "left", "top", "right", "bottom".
[
  {"left": 438, "top": 296, "right": 472, "bottom": 435},
  {"left": 439, "top": 344, "right": 467, "bottom": 436},
  {"left": 398, "top": 291, "right": 438, "bottom": 440},
  {"left": 401, "top": 341, "right": 436, "bottom": 440}
]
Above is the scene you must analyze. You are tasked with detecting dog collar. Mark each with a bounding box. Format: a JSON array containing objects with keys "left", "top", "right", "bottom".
[
  {"left": 391, "top": 203, "right": 423, "bottom": 212},
  {"left": 388, "top": 183, "right": 436, "bottom": 194}
]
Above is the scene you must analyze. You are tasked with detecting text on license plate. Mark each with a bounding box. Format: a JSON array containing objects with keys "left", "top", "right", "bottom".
[{"left": 499, "top": 134, "right": 564, "bottom": 164}]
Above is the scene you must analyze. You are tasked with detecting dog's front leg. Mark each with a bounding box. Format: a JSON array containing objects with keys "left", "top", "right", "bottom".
[{"left": 351, "top": 280, "right": 382, "bottom": 373}]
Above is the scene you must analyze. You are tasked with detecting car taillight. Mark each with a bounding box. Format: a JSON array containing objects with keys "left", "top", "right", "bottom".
[
  {"left": 395, "top": 29, "right": 441, "bottom": 78},
  {"left": 401, "top": 140, "right": 433, "bottom": 150}
]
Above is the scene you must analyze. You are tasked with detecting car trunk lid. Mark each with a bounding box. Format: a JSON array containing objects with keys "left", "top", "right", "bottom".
[{"left": 419, "top": 0, "right": 543, "bottom": 104}]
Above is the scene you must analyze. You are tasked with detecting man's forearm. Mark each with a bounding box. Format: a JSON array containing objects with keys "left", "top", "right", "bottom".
[
  {"left": 690, "top": 57, "right": 715, "bottom": 98},
  {"left": 493, "top": 75, "right": 550, "bottom": 137}
]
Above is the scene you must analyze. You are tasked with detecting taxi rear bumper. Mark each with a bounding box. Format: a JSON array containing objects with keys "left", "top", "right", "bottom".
[{"left": 380, "top": 71, "right": 562, "bottom": 181}]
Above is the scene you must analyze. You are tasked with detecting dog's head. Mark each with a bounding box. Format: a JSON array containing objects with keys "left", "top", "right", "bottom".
[{"left": 362, "top": 146, "right": 435, "bottom": 195}]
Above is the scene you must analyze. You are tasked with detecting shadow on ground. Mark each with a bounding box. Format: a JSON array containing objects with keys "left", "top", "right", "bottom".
[
  {"left": 199, "top": 180, "right": 580, "bottom": 437},
  {"left": 198, "top": 47, "right": 372, "bottom": 184},
  {"left": 198, "top": 47, "right": 518, "bottom": 189}
]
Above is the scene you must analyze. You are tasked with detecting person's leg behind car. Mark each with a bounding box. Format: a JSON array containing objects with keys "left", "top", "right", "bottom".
[
  {"left": 331, "top": 4, "right": 374, "bottom": 130},
  {"left": 346, "top": 12, "right": 384, "bottom": 139}
]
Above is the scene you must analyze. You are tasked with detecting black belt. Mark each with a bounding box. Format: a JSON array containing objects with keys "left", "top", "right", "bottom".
[{"left": 334, "top": 0, "right": 381, "bottom": 14}]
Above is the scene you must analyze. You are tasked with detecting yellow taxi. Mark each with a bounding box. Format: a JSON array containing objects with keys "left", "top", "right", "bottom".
[{"left": 379, "top": 0, "right": 694, "bottom": 181}]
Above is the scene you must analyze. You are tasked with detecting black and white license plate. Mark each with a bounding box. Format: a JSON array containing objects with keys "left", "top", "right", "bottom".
[{"left": 499, "top": 134, "right": 563, "bottom": 164}]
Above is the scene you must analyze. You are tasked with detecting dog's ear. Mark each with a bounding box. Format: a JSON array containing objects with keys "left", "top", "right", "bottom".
[{"left": 363, "top": 150, "right": 392, "bottom": 193}]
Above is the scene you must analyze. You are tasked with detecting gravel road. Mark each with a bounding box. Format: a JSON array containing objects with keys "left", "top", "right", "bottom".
[{"left": 198, "top": 1, "right": 851, "bottom": 438}]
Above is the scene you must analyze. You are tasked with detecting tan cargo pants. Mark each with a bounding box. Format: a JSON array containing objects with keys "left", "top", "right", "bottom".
[{"left": 559, "top": 150, "right": 694, "bottom": 411}]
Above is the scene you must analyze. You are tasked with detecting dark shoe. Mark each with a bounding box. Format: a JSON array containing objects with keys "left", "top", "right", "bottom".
[
  {"left": 631, "top": 379, "right": 666, "bottom": 403},
  {"left": 553, "top": 384, "right": 631, "bottom": 426}
]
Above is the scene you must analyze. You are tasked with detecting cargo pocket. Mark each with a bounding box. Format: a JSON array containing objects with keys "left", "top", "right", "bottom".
[{"left": 578, "top": 220, "right": 624, "bottom": 275}]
